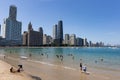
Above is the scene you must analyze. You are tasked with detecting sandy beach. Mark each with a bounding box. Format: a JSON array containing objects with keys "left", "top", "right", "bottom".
[
  {"left": 0, "top": 55, "right": 120, "bottom": 80},
  {"left": 0, "top": 60, "right": 33, "bottom": 80}
]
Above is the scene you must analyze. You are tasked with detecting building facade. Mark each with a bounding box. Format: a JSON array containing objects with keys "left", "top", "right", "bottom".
[
  {"left": 57, "top": 20, "right": 63, "bottom": 45},
  {"left": 53, "top": 24, "right": 57, "bottom": 39},
  {"left": 52, "top": 20, "right": 63, "bottom": 46},
  {"left": 39, "top": 27, "right": 43, "bottom": 45},
  {"left": 43, "top": 34, "right": 52, "bottom": 46},
  {"left": 23, "top": 22, "right": 43, "bottom": 46},
  {"left": 76, "top": 37, "right": 84, "bottom": 46},
  {"left": 23, "top": 31, "right": 28, "bottom": 46},
  {"left": 64, "top": 34, "right": 70, "bottom": 45},
  {"left": 83, "top": 38, "right": 88, "bottom": 46},
  {"left": 70, "top": 34, "right": 76, "bottom": 46},
  {"left": 2, "top": 5, "right": 22, "bottom": 45}
]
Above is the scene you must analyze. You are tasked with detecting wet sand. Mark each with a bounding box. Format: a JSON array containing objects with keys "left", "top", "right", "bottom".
[{"left": 1, "top": 55, "right": 120, "bottom": 80}]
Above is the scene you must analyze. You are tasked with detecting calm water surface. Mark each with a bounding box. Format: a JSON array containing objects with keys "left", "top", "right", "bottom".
[{"left": 0, "top": 47, "right": 120, "bottom": 71}]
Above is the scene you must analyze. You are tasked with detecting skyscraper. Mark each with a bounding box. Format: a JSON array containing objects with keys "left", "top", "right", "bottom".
[
  {"left": 57, "top": 20, "right": 63, "bottom": 45},
  {"left": 39, "top": 27, "right": 43, "bottom": 45},
  {"left": 76, "top": 37, "right": 84, "bottom": 46},
  {"left": 65, "top": 34, "right": 69, "bottom": 45},
  {"left": 9, "top": 5, "right": 17, "bottom": 20},
  {"left": 70, "top": 34, "right": 76, "bottom": 46},
  {"left": 53, "top": 24, "right": 57, "bottom": 39},
  {"left": 23, "top": 22, "right": 43, "bottom": 46},
  {"left": 83, "top": 38, "right": 88, "bottom": 46},
  {"left": 2, "top": 5, "right": 22, "bottom": 45}
]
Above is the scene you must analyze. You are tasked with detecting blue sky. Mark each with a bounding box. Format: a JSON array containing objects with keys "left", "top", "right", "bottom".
[{"left": 0, "top": 0, "right": 120, "bottom": 45}]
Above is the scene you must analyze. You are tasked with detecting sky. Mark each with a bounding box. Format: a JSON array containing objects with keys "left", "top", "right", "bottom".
[{"left": 0, "top": 0, "right": 120, "bottom": 45}]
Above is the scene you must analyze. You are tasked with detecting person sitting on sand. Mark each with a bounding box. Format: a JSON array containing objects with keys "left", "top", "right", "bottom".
[
  {"left": 18, "top": 65, "right": 23, "bottom": 71},
  {"left": 10, "top": 67, "right": 14, "bottom": 73},
  {"left": 17, "top": 68, "right": 20, "bottom": 72},
  {"left": 10, "top": 67, "right": 21, "bottom": 73}
]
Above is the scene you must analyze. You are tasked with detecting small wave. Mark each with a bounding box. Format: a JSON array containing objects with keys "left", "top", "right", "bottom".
[
  {"left": 64, "top": 66, "right": 76, "bottom": 70},
  {"left": 0, "top": 54, "right": 5, "bottom": 56},
  {"left": 28, "top": 60, "right": 76, "bottom": 71}
]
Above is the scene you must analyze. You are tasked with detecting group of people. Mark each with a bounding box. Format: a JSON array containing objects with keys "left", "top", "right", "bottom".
[
  {"left": 56, "top": 54, "right": 64, "bottom": 61},
  {"left": 10, "top": 65, "right": 23, "bottom": 73},
  {"left": 68, "top": 53, "right": 74, "bottom": 60}
]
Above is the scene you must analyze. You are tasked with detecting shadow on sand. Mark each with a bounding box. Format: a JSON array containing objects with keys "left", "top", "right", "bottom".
[{"left": 30, "top": 75, "right": 42, "bottom": 80}]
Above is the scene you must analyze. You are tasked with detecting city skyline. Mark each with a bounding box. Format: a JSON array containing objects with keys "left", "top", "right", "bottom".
[{"left": 0, "top": 0, "right": 120, "bottom": 45}]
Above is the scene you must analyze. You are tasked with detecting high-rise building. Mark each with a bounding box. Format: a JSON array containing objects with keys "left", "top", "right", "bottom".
[
  {"left": 83, "top": 38, "right": 88, "bottom": 46},
  {"left": 23, "top": 22, "right": 43, "bottom": 46},
  {"left": 76, "top": 37, "right": 84, "bottom": 46},
  {"left": 2, "top": 5, "right": 22, "bottom": 45},
  {"left": 70, "top": 34, "right": 76, "bottom": 46},
  {"left": 89, "top": 41, "right": 92, "bottom": 47},
  {"left": 43, "top": 34, "right": 52, "bottom": 45},
  {"left": 9, "top": 5, "right": 17, "bottom": 20},
  {"left": 52, "top": 20, "right": 63, "bottom": 46},
  {"left": 23, "top": 31, "right": 28, "bottom": 46},
  {"left": 53, "top": 24, "right": 57, "bottom": 39},
  {"left": 43, "top": 34, "right": 47, "bottom": 45},
  {"left": 39, "top": 27, "right": 43, "bottom": 45},
  {"left": 57, "top": 20, "right": 63, "bottom": 45},
  {"left": 65, "top": 34, "right": 69, "bottom": 45}
]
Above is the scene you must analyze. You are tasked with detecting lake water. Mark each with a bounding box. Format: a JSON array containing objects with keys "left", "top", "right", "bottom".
[{"left": 0, "top": 47, "right": 120, "bottom": 71}]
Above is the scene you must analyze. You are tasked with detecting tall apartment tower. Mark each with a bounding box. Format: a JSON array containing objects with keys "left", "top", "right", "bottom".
[
  {"left": 57, "top": 20, "right": 63, "bottom": 45},
  {"left": 2, "top": 5, "right": 22, "bottom": 45},
  {"left": 53, "top": 24, "right": 57, "bottom": 39},
  {"left": 83, "top": 38, "right": 88, "bottom": 46},
  {"left": 65, "top": 34, "right": 69, "bottom": 45},
  {"left": 39, "top": 27, "right": 43, "bottom": 45},
  {"left": 76, "top": 37, "right": 84, "bottom": 46},
  {"left": 70, "top": 34, "right": 76, "bottom": 46}
]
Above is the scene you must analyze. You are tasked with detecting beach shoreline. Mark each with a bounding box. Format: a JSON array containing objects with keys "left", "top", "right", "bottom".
[
  {"left": 1, "top": 55, "right": 120, "bottom": 80},
  {"left": 0, "top": 47, "right": 120, "bottom": 80}
]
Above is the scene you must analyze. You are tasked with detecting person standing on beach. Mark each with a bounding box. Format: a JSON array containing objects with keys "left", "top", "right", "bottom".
[
  {"left": 80, "top": 62, "right": 82, "bottom": 70},
  {"left": 4, "top": 55, "right": 6, "bottom": 59},
  {"left": 29, "top": 53, "right": 32, "bottom": 57}
]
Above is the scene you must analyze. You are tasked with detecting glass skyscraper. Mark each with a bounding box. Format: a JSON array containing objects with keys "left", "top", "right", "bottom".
[
  {"left": 57, "top": 20, "right": 63, "bottom": 45},
  {"left": 2, "top": 5, "right": 22, "bottom": 45},
  {"left": 53, "top": 24, "right": 57, "bottom": 39},
  {"left": 9, "top": 5, "right": 17, "bottom": 20},
  {"left": 52, "top": 20, "right": 63, "bottom": 46}
]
